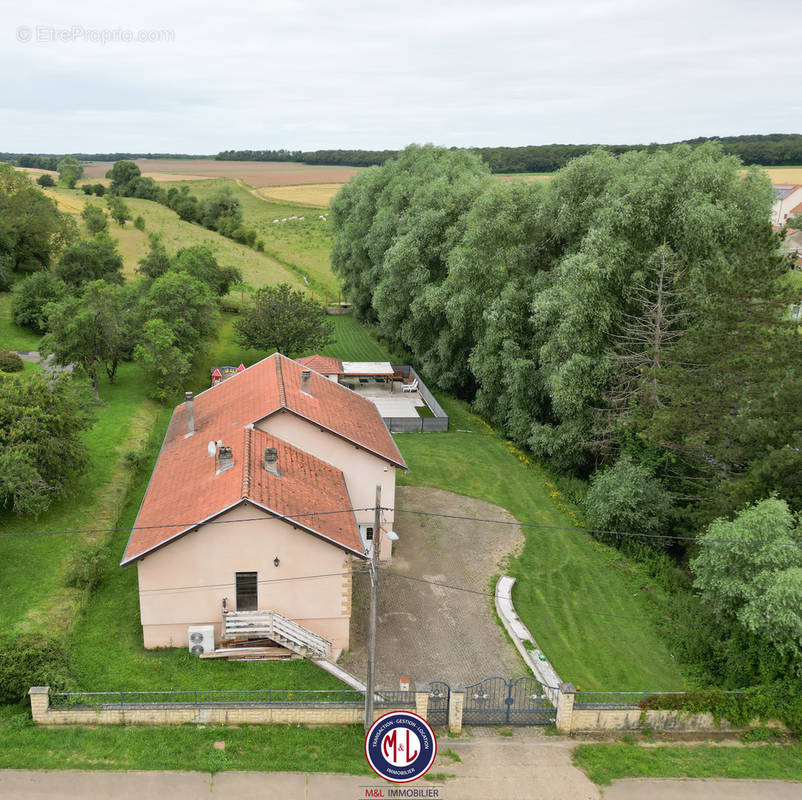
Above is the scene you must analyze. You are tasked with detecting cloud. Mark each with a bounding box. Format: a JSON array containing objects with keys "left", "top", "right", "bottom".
[{"left": 1, "top": 0, "right": 798, "bottom": 152}]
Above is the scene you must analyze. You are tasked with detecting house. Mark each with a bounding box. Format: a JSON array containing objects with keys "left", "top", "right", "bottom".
[
  {"left": 772, "top": 184, "right": 802, "bottom": 227},
  {"left": 121, "top": 353, "right": 406, "bottom": 653}
]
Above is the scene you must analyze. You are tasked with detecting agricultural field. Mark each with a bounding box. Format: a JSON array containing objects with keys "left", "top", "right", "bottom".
[
  {"left": 81, "top": 158, "right": 363, "bottom": 187},
  {"left": 257, "top": 183, "right": 344, "bottom": 207}
]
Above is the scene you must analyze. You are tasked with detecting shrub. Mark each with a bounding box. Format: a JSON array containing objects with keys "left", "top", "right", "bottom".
[
  {"left": 37, "top": 174, "right": 56, "bottom": 188},
  {"left": 134, "top": 215, "right": 145, "bottom": 231},
  {"left": 0, "top": 261, "right": 13, "bottom": 292},
  {"left": 11, "top": 271, "right": 68, "bottom": 332},
  {"left": 583, "top": 457, "right": 672, "bottom": 554},
  {"left": 0, "top": 634, "right": 71, "bottom": 703},
  {"left": 63, "top": 540, "right": 108, "bottom": 592},
  {"left": 0, "top": 350, "right": 24, "bottom": 372}
]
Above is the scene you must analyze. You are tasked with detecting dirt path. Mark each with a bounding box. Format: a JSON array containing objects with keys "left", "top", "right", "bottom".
[{"left": 340, "top": 485, "right": 527, "bottom": 687}]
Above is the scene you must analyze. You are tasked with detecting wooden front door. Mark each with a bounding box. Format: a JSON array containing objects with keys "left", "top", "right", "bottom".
[{"left": 235, "top": 571, "right": 258, "bottom": 611}]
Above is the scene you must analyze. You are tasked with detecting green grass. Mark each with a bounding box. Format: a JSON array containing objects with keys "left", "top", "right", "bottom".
[
  {"left": 162, "top": 178, "right": 339, "bottom": 297},
  {"left": 0, "top": 706, "right": 370, "bottom": 774},
  {"left": 0, "top": 363, "right": 158, "bottom": 637},
  {"left": 321, "top": 315, "right": 395, "bottom": 361},
  {"left": 573, "top": 742, "right": 802, "bottom": 785},
  {"left": 395, "top": 394, "right": 686, "bottom": 691}
]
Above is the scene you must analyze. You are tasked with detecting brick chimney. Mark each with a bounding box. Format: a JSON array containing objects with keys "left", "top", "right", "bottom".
[
  {"left": 216, "top": 442, "right": 234, "bottom": 474},
  {"left": 264, "top": 446, "right": 280, "bottom": 476},
  {"left": 185, "top": 392, "right": 194, "bottom": 436},
  {"left": 300, "top": 369, "right": 312, "bottom": 394}
]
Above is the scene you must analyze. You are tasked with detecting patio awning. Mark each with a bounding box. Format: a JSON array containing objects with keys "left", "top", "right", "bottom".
[{"left": 341, "top": 361, "right": 394, "bottom": 376}]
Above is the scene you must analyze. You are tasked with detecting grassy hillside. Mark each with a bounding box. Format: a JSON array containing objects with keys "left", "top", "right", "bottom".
[
  {"left": 42, "top": 186, "right": 302, "bottom": 290},
  {"left": 160, "top": 178, "right": 339, "bottom": 297}
]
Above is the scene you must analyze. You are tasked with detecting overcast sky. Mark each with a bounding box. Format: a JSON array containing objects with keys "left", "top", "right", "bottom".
[{"left": 2, "top": 0, "right": 799, "bottom": 153}]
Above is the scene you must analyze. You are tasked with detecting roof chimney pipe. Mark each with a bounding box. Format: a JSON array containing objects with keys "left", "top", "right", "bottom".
[
  {"left": 185, "top": 392, "right": 194, "bottom": 437},
  {"left": 264, "top": 447, "right": 280, "bottom": 476},
  {"left": 300, "top": 369, "right": 312, "bottom": 395},
  {"left": 216, "top": 442, "right": 234, "bottom": 474}
]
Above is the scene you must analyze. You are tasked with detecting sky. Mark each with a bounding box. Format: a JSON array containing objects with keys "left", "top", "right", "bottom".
[{"left": 2, "top": 0, "right": 800, "bottom": 154}]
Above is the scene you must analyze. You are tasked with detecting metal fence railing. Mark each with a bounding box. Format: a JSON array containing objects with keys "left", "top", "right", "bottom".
[
  {"left": 573, "top": 690, "right": 747, "bottom": 710},
  {"left": 50, "top": 688, "right": 415, "bottom": 710}
]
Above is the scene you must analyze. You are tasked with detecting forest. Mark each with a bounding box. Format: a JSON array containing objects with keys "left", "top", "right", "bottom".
[{"left": 216, "top": 133, "right": 802, "bottom": 172}]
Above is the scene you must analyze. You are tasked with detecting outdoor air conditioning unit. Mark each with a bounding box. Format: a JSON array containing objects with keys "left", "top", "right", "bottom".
[{"left": 187, "top": 625, "right": 215, "bottom": 656}]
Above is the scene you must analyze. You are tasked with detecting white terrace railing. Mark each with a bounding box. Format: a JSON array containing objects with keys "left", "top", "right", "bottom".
[{"left": 222, "top": 607, "right": 332, "bottom": 660}]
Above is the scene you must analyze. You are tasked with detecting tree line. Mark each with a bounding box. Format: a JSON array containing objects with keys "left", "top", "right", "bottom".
[
  {"left": 329, "top": 143, "right": 802, "bottom": 691},
  {"left": 216, "top": 133, "right": 802, "bottom": 172}
]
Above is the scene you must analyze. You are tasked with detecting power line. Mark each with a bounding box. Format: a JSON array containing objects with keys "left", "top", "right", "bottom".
[
  {"left": 390, "top": 507, "right": 802, "bottom": 549},
  {"left": 1, "top": 504, "right": 800, "bottom": 549},
  {"left": 0, "top": 508, "right": 374, "bottom": 538}
]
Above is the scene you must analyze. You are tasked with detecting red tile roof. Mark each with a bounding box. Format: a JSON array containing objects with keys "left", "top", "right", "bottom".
[
  {"left": 122, "top": 425, "right": 364, "bottom": 564},
  {"left": 297, "top": 355, "right": 344, "bottom": 374},
  {"left": 121, "top": 352, "right": 404, "bottom": 565}
]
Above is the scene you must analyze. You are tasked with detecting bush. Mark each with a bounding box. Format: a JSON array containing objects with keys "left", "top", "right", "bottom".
[
  {"left": 0, "top": 350, "right": 24, "bottom": 372},
  {"left": 37, "top": 174, "right": 56, "bottom": 188},
  {"left": 80, "top": 183, "right": 93, "bottom": 194},
  {"left": 63, "top": 540, "right": 108, "bottom": 592},
  {"left": 583, "top": 457, "right": 673, "bottom": 554},
  {"left": 0, "top": 261, "right": 13, "bottom": 292},
  {"left": 0, "top": 634, "right": 71, "bottom": 703},
  {"left": 134, "top": 215, "right": 145, "bottom": 231},
  {"left": 11, "top": 271, "right": 69, "bottom": 332}
]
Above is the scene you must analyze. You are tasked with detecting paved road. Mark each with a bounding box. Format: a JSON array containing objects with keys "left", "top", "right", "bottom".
[{"left": 2, "top": 732, "right": 799, "bottom": 800}]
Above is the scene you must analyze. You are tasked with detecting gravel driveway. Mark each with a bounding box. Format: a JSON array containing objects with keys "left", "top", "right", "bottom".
[{"left": 340, "top": 485, "right": 527, "bottom": 687}]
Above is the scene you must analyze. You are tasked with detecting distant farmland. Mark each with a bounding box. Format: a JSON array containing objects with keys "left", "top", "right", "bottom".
[{"left": 81, "top": 159, "right": 363, "bottom": 187}]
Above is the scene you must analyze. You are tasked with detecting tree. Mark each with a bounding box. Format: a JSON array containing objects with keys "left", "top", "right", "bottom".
[
  {"left": 108, "top": 160, "right": 141, "bottom": 194},
  {"left": 583, "top": 457, "right": 673, "bottom": 554},
  {"left": 138, "top": 270, "right": 217, "bottom": 356},
  {"left": 0, "top": 372, "right": 94, "bottom": 515},
  {"left": 0, "top": 163, "right": 77, "bottom": 272},
  {"left": 55, "top": 235, "right": 124, "bottom": 286},
  {"left": 133, "top": 215, "right": 145, "bottom": 231},
  {"left": 11, "top": 271, "right": 68, "bottom": 332},
  {"left": 133, "top": 319, "right": 191, "bottom": 400},
  {"left": 36, "top": 174, "right": 55, "bottom": 188},
  {"left": 137, "top": 233, "right": 170, "bottom": 280},
  {"left": 171, "top": 245, "right": 242, "bottom": 296},
  {"left": 56, "top": 156, "right": 83, "bottom": 188},
  {"left": 692, "top": 498, "right": 802, "bottom": 671},
  {"left": 41, "top": 281, "right": 131, "bottom": 395},
  {"left": 199, "top": 187, "right": 242, "bottom": 234},
  {"left": 233, "top": 283, "right": 333, "bottom": 355},
  {"left": 106, "top": 195, "right": 132, "bottom": 227},
  {"left": 81, "top": 203, "right": 108, "bottom": 234}
]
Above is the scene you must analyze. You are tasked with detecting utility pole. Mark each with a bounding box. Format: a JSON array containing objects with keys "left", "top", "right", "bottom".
[{"left": 364, "top": 484, "right": 381, "bottom": 730}]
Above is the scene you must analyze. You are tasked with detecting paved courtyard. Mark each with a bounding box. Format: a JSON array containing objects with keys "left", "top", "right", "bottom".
[{"left": 340, "top": 485, "right": 527, "bottom": 687}]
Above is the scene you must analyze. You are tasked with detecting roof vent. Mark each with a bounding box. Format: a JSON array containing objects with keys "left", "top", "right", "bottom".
[
  {"left": 300, "top": 369, "right": 312, "bottom": 395},
  {"left": 264, "top": 446, "right": 280, "bottom": 476},
  {"left": 216, "top": 442, "right": 234, "bottom": 474}
]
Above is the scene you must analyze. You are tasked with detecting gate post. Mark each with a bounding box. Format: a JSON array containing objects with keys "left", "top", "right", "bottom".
[
  {"left": 29, "top": 686, "right": 50, "bottom": 723},
  {"left": 448, "top": 683, "right": 465, "bottom": 734},
  {"left": 414, "top": 683, "right": 430, "bottom": 721},
  {"left": 556, "top": 682, "right": 575, "bottom": 734}
]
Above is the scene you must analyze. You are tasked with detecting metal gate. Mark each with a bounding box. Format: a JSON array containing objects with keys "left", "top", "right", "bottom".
[
  {"left": 426, "top": 680, "right": 450, "bottom": 726},
  {"left": 462, "top": 676, "right": 555, "bottom": 726}
]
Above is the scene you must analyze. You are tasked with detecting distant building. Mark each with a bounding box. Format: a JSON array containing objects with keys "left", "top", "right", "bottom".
[{"left": 772, "top": 185, "right": 802, "bottom": 227}]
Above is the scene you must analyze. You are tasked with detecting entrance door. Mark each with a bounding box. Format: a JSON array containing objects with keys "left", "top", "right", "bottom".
[{"left": 235, "top": 571, "right": 258, "bottom": 611}]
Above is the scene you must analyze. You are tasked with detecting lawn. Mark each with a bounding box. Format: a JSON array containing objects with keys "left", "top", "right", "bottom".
[
  {"left": 395, "top": 394, "right": 686, "bottom": 692},
  {"left": 0, "top": 361, "right": 160, "bottom": 638},
  {"left": 573, "top": 742, "right": 802, "bottom": 785},
  {"left": 0, "top": 706, "right": 370, "bottom": 774},
  {"left": 161, "top": 178, "right": 339, "bottom": 297}
]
